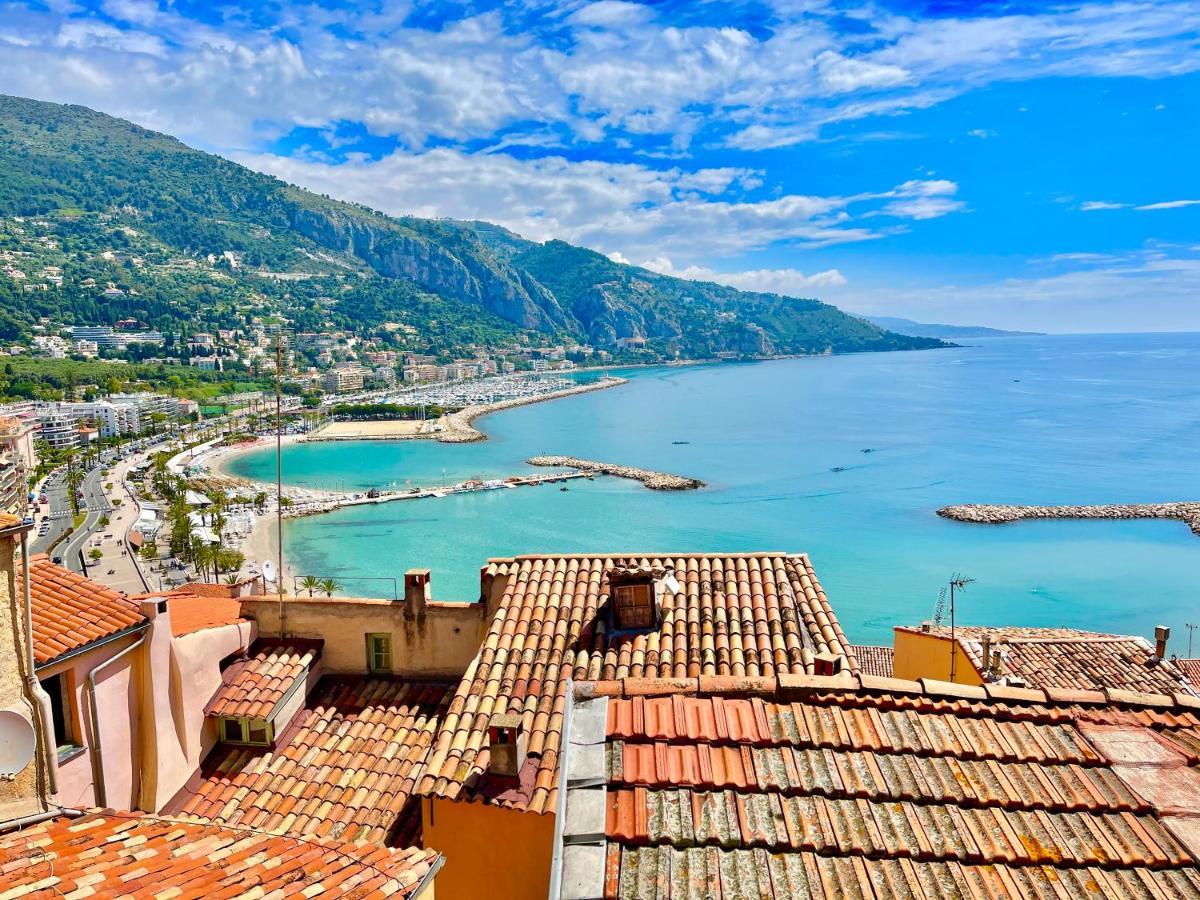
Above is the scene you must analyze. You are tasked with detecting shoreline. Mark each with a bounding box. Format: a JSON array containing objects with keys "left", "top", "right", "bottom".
[
  {"left": 938, "top": 502, "right": 1200, "bottom": 538},
  {"left": 435, "top": 375, "right": 627, "bottom": 443}
]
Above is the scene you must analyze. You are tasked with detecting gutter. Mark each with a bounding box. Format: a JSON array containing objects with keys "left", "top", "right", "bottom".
[
  {"left": 19, "top": 531, "right": 58, "bottom": 800},
  {"left": 85, "top": 629, "right": 148, "bottom": 808},
  {"left": 36, "top": 622, "right": 149, "bottom": 675},
  {"left": 411, "top": 853, "right": 446, "bottom": 900},
  {"left": 0, "top": 806, "right": 84, "bottom": 835}
]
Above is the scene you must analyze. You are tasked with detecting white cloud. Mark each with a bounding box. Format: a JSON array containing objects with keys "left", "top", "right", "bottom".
[
  {"left": 239, "top": 145, "right": 961, "bottom": 260},
  {"left": 1137, "top": 199, "right": 1200, "bottom": 210},
  {"left": 836, "top": 248, "right": 1200, "bottom": 333},
  {"left": 966, "top": 128, "right": 995, "bottom": 138},
  {"left": 640, "top": 257, "right": 848, "bottom": 296},
  {"left": 1080, "top": 201, "right": 1130, "bottom": 211}
]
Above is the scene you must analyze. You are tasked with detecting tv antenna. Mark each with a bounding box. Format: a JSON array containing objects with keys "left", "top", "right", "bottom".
[
  {"left": 1187, "top": 623, "right": 1197, "bottom": 658},
  {"left": 946, "top": 574, "right": 975, "bottom": 683}
]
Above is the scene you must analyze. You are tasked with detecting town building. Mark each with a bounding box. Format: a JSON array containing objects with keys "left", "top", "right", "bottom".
[
  {"left": 323, "top": 366, "right": 366, "bottom": 393},
  {"left": 891, "top": 623, "right": 1196, "bottom": 694}
]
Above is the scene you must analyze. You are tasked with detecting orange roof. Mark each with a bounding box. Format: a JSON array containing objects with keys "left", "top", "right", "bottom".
[
  {"left": 27, "top": 554, "right": 145, "bottom": 666},
  {"left": 897, "top": 624, "right": 1196, "bottom": 695},
  {"left": 565, "top": 674, "right": 1200, "bottom": 898},
  {"left": 169, "top": 677, "right": 451, "bottom": 844},
  {"left": 849, "top": 643, "right": 894, "bottom": 677},
  {"left": 1178, "top": 658, "right": 1200, "bottom": 687},
  {"left": 205, "top": 639, "right": 322, "bottom": 719},
  {"left": 0, "top": 810, "right": 440, "bottom": 898},
  {"left": 0, "top": 512, "right": 22, "bottom": 529},
  {"left": 419, "top": 552, "right": 852, "bottom": 815},
  {"left": 167, "top": 593, "right": 245, "bottom": 636}
]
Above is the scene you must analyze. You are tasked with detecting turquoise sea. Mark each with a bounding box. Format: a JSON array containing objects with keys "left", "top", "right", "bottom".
[{"left": 227, "top": 333, "right": 1200, "bottom": 646}]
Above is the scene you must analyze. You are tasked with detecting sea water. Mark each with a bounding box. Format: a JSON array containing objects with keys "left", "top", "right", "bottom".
[{"left": 226, "top": 333, "right": 1200, "bottom": 645}]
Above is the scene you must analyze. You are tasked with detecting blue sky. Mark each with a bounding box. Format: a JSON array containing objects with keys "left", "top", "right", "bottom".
[{"left": 1, "top": 0, "right": 1198, "bottom": 331}]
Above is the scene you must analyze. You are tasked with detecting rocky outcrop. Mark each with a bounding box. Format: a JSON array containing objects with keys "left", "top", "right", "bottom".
[
  {"left": 288, "top": 206, "right": 574, "bottom": 332},
  {"left": 938, "top": 502, "right": 1200, "bottom": 537},
  {"left": 527, "top": 455, "right": 704, "bottom": 490}
]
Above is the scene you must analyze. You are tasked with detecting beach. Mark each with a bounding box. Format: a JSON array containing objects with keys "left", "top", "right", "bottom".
[{"left": 307, "top": 419, "right": 434, "bottom": 441}]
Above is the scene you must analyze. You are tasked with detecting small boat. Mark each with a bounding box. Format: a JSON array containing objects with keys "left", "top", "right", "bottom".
[
  {"left": 830, "top": 466, "right": 846, "bottom": 473},
  {"left": 672, "top": 440, "right": 690, "bottom": 445},
  {"left": 560, "top": 486, "right": 569, "bottom": 492}
]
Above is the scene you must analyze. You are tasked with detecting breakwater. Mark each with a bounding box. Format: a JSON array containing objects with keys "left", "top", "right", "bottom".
[
  {"left": 527, "top": 455, "right": 704, "bottom": 490},
  {"left": 938, "top": 502, "right": 1200, "bottom": 538},
  {"left": 437, "top": 377, "right": 627, "bottom": 443}
]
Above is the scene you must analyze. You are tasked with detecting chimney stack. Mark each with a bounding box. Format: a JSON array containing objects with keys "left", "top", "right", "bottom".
[
  {"left": 487, "top": 713, "right": 527, "bottom": 779},
  {"left": 813, "top": 652, "right": 843, "bottom": 677},
  {"left": 1155, "top": 625, "right": 1170, "bottom": 660},
  {"left": 980, "top": 635, "right": 992, "bottom": 679},
  {"left": 403, "top": 569, "right": 430, "bottom": 620}
]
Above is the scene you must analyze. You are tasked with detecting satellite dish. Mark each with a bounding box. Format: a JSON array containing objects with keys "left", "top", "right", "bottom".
[
  {"left": 0, "top": 709, "right": 36, "bottom": 777},
  {"left": 262, "top": 560, "right": 276, "bottom": 583}
]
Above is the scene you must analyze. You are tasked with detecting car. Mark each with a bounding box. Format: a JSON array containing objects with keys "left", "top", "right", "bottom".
[{"left": 51, "top": 556, "right": 62, "bottom": 564}]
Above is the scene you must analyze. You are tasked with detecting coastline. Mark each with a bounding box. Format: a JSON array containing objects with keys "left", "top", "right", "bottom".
[{"left": 435, "top": 375, "right": 627, "bottom": 443}]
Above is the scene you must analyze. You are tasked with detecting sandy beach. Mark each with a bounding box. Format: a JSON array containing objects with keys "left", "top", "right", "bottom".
[{"left": 307, "top": 419, "right": 434, "bottom": 440}]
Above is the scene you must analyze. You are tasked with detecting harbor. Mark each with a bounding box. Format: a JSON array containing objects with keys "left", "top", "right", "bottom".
[{"left": 938, "top": 502, "right": 1200, "bottom": 538}]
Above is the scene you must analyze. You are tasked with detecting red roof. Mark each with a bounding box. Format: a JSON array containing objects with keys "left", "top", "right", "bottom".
[
  {"left": 0, "top": 810, "right": 440, "bottom": 898},
  {"left": 849, "top": 643, "right": 894, "bottom": 677},
  {"left": 170, "top": 677, "right": 451, "bottom": 844},
  {"left": 26, "top": 554, "right": 145, "bottom": 666},
  {"left": 897, "top": 625, "right": 1196, "bottom": 695},
  {"left": 205, "top": 639, "right": 322, "bottom": 719},
  {"left": 419, "top": 552, "right": 852, "bottom": 816},
  {"left": 573, "top": 675, "right": 1200, "bottom": 898}
]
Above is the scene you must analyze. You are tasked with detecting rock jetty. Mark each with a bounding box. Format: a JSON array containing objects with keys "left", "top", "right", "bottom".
[
  {"left": 437, "top": 377, "right": 627, "bottom": 443},
  {"left": 527, "top": 455, "right": 704, "bottom": 491},
  {"left": 938, "top": 502, "right": 1200, "bottom": 537}
]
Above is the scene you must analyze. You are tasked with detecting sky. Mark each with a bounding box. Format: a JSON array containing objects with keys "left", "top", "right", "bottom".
[{"left": 1, "top": 0, "right": 1198, "bottom": 332}]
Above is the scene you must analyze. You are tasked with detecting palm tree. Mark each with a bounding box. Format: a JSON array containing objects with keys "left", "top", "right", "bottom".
[
  {"left": 300, "top": 575, "right": 321, "bottom": 597},
  {"left": 320, "top": 578, "right": 340, "bottom": 598},
  {"left": 254, "top": 492, "right": 267, "bottom": 514},
  {"left": 223, "top": 573, "right": 242, "bottom": 585}
]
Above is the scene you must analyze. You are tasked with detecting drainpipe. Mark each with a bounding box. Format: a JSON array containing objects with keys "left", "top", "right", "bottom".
[
  {"left": 0, "top": 807, "right": 84, "bottom": 834},
  {"left": 20, "top": 532, "right": 58, "bottom": 798},
  {"left": 85, "top": 630, "right": 147, "bottom": 808}
]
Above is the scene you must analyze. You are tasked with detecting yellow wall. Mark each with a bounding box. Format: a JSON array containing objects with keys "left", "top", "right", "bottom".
[
  {"left": 892, "top": 629, "right": 984, "bottom": 685},
  {"left": 423, "top": 798, "right": 556, "bottom": 900},
  {"left": 242, "top": 596, "right": 485, "bottom": 677}
]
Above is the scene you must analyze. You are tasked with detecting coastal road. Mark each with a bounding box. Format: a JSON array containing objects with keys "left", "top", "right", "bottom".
[
  {"left": 61, "top": 466, "right": 111, "bottom": 575},
  {"left": 29, "top": 471, "right": 70, "bottom": 556}
]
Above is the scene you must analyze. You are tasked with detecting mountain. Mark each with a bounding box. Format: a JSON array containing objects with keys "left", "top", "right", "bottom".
[
  {"left": 864, "top": 316, "right": 1042, "bottom": 339},
  {"left": 0, "top": 94, "right": 947, "bottom": 358}
]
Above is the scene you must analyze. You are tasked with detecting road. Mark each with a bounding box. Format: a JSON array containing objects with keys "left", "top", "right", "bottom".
[{"left": 60, "top": 466, "right": 111, "bottom": 575}]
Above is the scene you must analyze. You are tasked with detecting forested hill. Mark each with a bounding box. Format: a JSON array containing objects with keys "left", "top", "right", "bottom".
[{"left": 0, "top": 94, "right": 946, "bottom": 358}]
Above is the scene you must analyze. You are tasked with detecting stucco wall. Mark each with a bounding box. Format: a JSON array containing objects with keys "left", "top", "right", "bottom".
[
  {"left": 0, "top": 531, "right": 45, "bottom": 818},
  {"left": 155, "top": 617, "right": 257, "bottom": 811},
  {"left": 423, "top": 798, "right": 555, "bottom": 900},
  {"left": 241, "top": 597, "right": 485, "bottom": 677},
  {"left": 39, "top": 632, "right": 143, "bottom": 809},
  {"left": 892, "top": 628, "right": 984, "bottom": 685}
]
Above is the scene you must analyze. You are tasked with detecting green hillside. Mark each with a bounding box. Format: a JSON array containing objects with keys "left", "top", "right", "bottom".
[{"left": 0, "top": 94, "right": 947, "bottom": 359}]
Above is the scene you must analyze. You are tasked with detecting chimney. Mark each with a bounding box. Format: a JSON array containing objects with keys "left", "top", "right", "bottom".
[
  {"left": 403, "top": 569, "right": 430, "bottom": 620},
  {"left": 813, "top": 652, "right": 843, "bottom": 677},
  {"left": 990, "top": 648, "right": 1005, "bottom": 677},
  {"left": 920, "top": 621, "right": 932, "bottom": 633},
  {"left": 1154, "top": 625, "right": 1170, "bottom": 660},
  {"left": 487, "top": 712, "right": 526, "bottom": 779},
  {"left": 980, "top": 634, "right": 992, "bottom": 678}
]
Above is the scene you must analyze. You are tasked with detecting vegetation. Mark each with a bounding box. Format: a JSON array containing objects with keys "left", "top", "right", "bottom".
[
  {"left": 0, "top": 94, "right": 947, "bottom": 368},
  {"left": 328, "top": 402, "right": 447, "bottom": 420}
]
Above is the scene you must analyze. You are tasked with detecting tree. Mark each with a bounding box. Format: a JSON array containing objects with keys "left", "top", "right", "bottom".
[
  {"left": 320, "top": 578, "right": 340, "bottom": 598},
  {"left": 253, "top": 491, "right": 267, "bottom": 513},
  {"left": 88, "top": 548, "right": 102, "bottom": 561},
  {"left": 299, "top": 575, "right": 321, "bottom": 597}
]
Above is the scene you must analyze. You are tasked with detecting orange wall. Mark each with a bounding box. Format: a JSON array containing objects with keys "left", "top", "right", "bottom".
[
  {"left": 892, "top": 629, "right": 984, "bottom": 685},
  {"left": 423, "top": 798, "right": 555, "bottom": 900}
]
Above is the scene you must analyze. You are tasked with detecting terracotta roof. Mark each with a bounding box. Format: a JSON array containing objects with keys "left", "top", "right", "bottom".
[
  {"left": 170, "top": 677, "right": 451, "bottom": 844},
  {"left": 206, "top": 639, "right": 322, "bottom": 719},
  {"left": 566, "top": 674, "right": 1200, "bottom": 899},
  {"left": 419, "top": 552, "right": 852, "bottom": 816},
  {"left": 0, "top": 810, "right": 440, "bottom": 898},
  {"left": 1178, "top": 659, "right": 1200, "bottom": 688},
  {"left": 0, "top": 511, "right": 23, "bottom": 529},
  {"left": 25, "top": 554, "right": 145, "bottom": 666},
  {"left": 167, "top": 593, "right": 246, "bottom": 636},
  {"left": 849, "top": 644, "right": 893, "bottom": 678},
  {"left": 896, "top": 625, "right": 1196, "bottom": 695}
]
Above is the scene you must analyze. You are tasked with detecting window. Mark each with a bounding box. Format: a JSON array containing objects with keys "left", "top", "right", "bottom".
[
  {"left": 42, "top": 673, "right": 81, "bottom": 757},
  {"left": 613, "top": 583, "right": 656, "bottom": 631},
  {"left": 219, "top": 717, "right": 273, "bottom": 746},
  {"left": 367, "top": 633, "right": 393, "bottom": 673}
]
